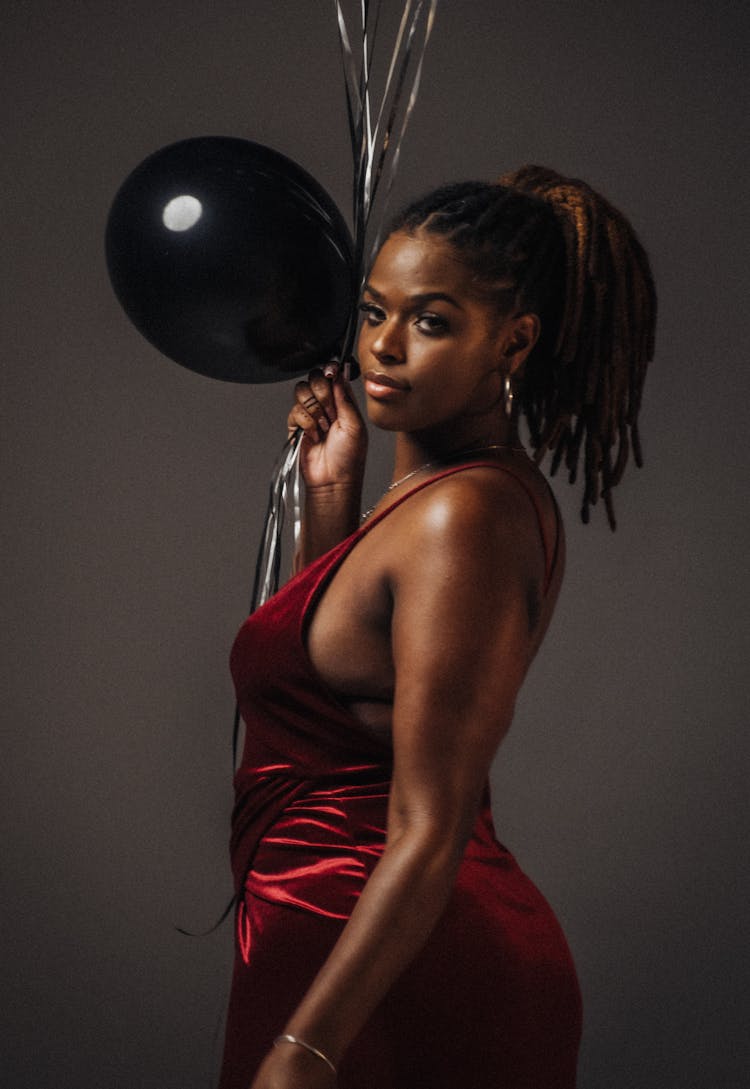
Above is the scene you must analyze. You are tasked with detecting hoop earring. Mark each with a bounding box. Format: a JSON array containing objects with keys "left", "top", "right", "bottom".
[{"left": 503, "top": 374, "right": 513, "bottom": 418}]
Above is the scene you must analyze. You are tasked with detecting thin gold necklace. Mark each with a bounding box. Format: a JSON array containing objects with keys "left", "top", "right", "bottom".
[{"left": 360, "top": 443, "right": 523, "bottom": 522}]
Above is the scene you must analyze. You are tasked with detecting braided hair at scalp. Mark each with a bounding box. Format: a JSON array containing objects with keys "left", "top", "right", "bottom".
[{"left": 389, "top": 167, "right": 656, "bottom": 529}]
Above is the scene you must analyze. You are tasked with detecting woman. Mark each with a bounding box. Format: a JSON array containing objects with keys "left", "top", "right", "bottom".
[{"left": 220, "top": 167, "right": 655, "bottom": 1089}]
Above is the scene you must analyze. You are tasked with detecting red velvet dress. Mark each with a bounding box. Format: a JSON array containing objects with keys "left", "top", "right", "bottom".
[{"left": 220, "top": 463, "right": 582, "bottom": 1089}]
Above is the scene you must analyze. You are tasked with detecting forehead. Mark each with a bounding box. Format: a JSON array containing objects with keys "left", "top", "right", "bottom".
[{"left": 367, "top": 229, "right": 477, "bottom": 298}]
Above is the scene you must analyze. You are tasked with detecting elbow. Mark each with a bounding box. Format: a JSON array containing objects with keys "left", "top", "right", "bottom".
[{"left": 386, "top": 808, "right": 473, "bottom": 877}]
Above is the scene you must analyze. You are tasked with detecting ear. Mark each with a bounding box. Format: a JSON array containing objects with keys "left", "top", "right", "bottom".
[{"left": 498, "top": 313, "right": 540, "bottom": 375}]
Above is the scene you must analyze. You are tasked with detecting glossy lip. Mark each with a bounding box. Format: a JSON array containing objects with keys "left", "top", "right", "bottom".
[{"left": 362, "top": 369, "right": 411, "bottom": 396}]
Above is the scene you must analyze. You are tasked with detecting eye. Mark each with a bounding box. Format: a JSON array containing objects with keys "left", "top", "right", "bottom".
[
  {"left": 358, "top": 302, "right": 385, "bottom": 325},
  {"left": 415, "top": 312, "right": 448, "bottom": 335}
]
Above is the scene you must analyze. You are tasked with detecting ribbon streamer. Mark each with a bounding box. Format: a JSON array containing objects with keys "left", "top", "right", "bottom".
[
  {"left": 250, "top": 430, "right": 303, "bottom": 612},
  {"left": 336, "top": 0, "right": 439, "bottom": 360},
  {"left": 245, "top": 2, "right": 438, "bottom": 707},
  {"left": 233, "top": 430, "right": 301, "bottom": 769}
]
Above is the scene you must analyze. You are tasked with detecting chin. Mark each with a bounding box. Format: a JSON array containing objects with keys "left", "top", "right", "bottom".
[{"left": 364, "top": 400, "right": 404, "bottom": 431}]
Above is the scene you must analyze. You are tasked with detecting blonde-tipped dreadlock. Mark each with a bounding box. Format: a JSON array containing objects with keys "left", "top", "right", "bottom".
[{"left": 389, "top": 168, "right": 656, "bottom": 529}]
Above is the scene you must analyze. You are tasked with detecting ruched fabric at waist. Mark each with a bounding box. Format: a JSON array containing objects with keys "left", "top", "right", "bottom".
[
  {"left": 229, "top": 763, "right": 392, "bottom": 904},
  {"left": 244, "top": 778, "right": 391, "bottom": 919},
  {"left": 232, "top": 766, "right": 513, "bottom": 916}
]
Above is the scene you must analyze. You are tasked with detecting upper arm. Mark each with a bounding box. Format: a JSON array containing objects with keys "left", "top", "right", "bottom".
[{"left": 386, "top": 477, "right": 546, "bottom": 850}]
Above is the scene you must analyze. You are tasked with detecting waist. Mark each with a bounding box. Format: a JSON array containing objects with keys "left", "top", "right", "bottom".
[
  {"left": 244, "top": 779, "right": 389, "bottom": 916},
  {"left": 238, "top": 776, "right": 510, "bottom": 918}
]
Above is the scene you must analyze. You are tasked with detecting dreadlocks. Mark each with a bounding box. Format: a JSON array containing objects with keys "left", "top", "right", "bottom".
[{"left": 389, "top": 167, "right": 656, "bottom": 529}]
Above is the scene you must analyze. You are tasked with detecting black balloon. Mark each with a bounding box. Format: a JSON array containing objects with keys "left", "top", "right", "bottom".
[{"left": 105, "top": 137, "right": 355, "bottom": 383}]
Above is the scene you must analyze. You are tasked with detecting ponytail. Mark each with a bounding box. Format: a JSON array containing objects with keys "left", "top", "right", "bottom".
[{"left": 500, "top": 166, "right": 656, "bottom": 528}]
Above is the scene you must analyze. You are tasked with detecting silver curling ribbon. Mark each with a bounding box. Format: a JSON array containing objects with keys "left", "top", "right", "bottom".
[{"left": 249, "top": 1, "right": 438, "bottom": 627}]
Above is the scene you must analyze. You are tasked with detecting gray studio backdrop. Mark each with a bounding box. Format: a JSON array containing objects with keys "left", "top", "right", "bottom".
[{"left": 3, "top": 2, "right": 748, "bottom": 1087}]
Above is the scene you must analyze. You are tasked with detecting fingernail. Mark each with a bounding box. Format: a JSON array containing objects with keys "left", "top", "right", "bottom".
[{"left": 323, "top": 363, "right": 338, "bottom": 379}]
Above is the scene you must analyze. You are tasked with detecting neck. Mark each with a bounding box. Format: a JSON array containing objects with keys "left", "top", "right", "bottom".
[{"left": 392, "top": 423, "right": 522, "bottom": 481}]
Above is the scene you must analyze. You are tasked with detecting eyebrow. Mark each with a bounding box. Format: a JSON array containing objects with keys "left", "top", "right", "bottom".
[{"left": 362, "top": 283, "right": 464, "bottom": 310}]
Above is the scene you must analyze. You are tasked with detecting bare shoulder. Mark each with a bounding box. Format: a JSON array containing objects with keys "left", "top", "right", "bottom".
[{"left": 389, "top": 462, "right": 552, "bottom": 584}]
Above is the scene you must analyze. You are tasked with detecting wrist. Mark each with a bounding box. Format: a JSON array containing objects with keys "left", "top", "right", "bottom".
[
  {"left": 304, "top": 480, "right": 364, "bottom": 517},
  {"left": 304, "top": 474, "right": 365, "bottom": 498},
  {"left": 274, "top": 1034, "right": 338, "bottom": 1076}
]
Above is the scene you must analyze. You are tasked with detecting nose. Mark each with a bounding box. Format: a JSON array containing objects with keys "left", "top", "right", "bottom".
[{"left": 370, "top": 318, "right": 405, "bottom": 364}]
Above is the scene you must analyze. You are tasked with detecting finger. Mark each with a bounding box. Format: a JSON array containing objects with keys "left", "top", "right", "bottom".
[
  {"left": 287, "top": 401, "right": 323, "bottom": 443},
  {"left": 303, "top": 392, "right": 330, "bottom": 431},
  {"left": 293, "top": 380, "right": 330, "bottom": 434},
  {"left": 296, "top": 374, "right": 333, "bottom": 422},
  {"left": 307, "top": 368, "right": 337, "bottom": 425}
]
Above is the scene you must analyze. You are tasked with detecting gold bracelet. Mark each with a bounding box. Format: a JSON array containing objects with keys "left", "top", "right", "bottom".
[{"left": 273, "top": 1034, "right": 337, "bottom": 1076}]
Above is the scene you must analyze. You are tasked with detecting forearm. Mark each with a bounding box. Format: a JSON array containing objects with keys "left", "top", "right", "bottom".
[
  {"left": 294, "top": 480, "right": 364, "bottom": 570},
  {"left": 281, "top": 826, "right": 464, "bottom": 1065}
]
